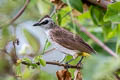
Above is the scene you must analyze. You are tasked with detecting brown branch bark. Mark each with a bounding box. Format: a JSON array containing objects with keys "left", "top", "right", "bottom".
[
  {"left": 22, "top": 61, "right": 81, "bottom": 69},
  {"left": 10, "top": 0, "right": 30, "bottom": 24},
  {"left": 83, "top": 0, "right": 112, "bottom": 9},
  {"left": 74, "top": 20, "right": 118, "bottom": 58}
]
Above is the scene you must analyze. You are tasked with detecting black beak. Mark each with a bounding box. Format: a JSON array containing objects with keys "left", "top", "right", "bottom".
[{"left": 33, "top": 22, "right": 41, "bottom": 26}]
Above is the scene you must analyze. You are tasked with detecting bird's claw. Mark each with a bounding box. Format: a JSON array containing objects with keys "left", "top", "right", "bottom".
[{"left": 65, "top": 63, "right": 70, "bottom": 69}]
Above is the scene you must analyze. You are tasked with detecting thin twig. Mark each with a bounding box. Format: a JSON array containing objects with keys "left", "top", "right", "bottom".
[
  {"left": 46, "top": 61, "right": 81, "bottom": 69},
  {"left": 50, "top": 5, "right": 56, "bottom": 17},
  {"left": 74, "top": 20, "right": 118, "bottom": 58},
  {"left": 10, "top": 0, "right": 30, "bottom": 24},
  {"left": 12, "top": 40, "right": 19, "bottom": 63},
  {"left": 42, "top": 39, "right": 48, "bottom": 55},
  {"left": 44, "top": 48, "right": 56, "bottom": 54},
  {"left": 22, "top": 61, "right": 81, "bottom": 69},
  {"left": 13, "top": 41, "right": 17, "bottom": 55},
  {"left": 0, "top": 0, "right": 30, "bottom": 28}
]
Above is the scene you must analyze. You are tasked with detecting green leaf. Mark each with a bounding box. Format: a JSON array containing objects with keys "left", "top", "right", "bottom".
[
  {"left": 116, "top": 24, "right": 120, "bottom": 54},
  {"left": 106, "top": 26, "right": 117, "bottom": 40},
  {"left": 42, "top": 38, "right": 51, "bottom": 55},
  {"left": 23, "top": 28, "right": 40, "bottom": 53},
  {"left": 90, "top": 6, "right": 105, "bottom": 25},
  {"left": 43, "top": 39, "right": 51, "bottom": 53},
  {"left": 104, "top": 2, "right": 120, "bottom": 23},
  {"left": 0, "top": 27, "right": 11, "bottom": 49},
  {"left": 82, "top": 55, "right": 120, "bottom": 80},
  {"left": 34, "top": 56, "right": 46, "bottom": 67},
  {"left": 62, "top": 0, "right": 83, "bottom": 12},
  {"left": 57, "top": 13, "right": 62, "bottom": 25},
  {"left": 40, "top": 58, "right": 46, "bottom": 67},
  {"left": 22, "top": 58, "right": 32, "bottom": 65},
  {"left": 30, "top": 63, "right": 38, "bottom": 68},
  {"left": 33, "top": 56, "right": 42, "bottom": 63},
  {"left": 102, "top": 22, "right": 115, "bottom": 41},
  {"left": 22, "top": 68, "right": 32, "bottom": 79},
  {"left": 45, "top": 41, "right": 51, "bottom": 49},
  {"left": 16, "top": 64, "right": 21, "bottom": 76},
  {"left": 116, "top": 38, "right": 120, "bottom": 54}
]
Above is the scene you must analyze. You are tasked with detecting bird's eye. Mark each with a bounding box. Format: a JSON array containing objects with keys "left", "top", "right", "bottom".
[{"left": 41, "top": 20, "right": 49, "bottom": 25}]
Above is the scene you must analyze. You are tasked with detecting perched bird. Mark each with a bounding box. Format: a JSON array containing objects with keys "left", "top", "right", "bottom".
[{"left": 33, "top": 15, "right": 95, "bottom": 65}]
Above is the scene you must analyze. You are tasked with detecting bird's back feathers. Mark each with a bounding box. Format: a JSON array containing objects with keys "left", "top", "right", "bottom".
[{"left": 49, "top": 27, "right": 96, "bottom": 54}]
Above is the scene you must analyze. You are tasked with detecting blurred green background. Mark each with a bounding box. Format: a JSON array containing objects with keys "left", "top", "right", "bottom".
[{"left": 0, "top": 0, "right": 120, "bottom": 80}]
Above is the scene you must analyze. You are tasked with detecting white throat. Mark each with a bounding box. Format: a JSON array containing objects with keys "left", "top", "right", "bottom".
[{"left": 45, "top": 29, "right": 51, "bottom": 36}]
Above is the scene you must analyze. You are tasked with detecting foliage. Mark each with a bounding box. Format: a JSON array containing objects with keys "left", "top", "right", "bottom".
[
  {"left": 82, "top": 55, "right": 120, "bottom": 80},
  {"left": 0, "top": 0, "right": 120, "bottom": 80},
  {"left": 62, "top": 0, "right": 83, "bottom": 12},
  {"left": 104, "top": 2, "right": 120, "bottom": 23}
]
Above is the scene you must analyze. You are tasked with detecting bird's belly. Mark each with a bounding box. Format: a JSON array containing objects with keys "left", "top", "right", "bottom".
[{"left": 51, "top": 41, "right": 77, "bottom": 56}]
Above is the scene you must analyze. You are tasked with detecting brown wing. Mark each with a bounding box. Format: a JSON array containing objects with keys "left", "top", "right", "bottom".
[{"left": 49, "top": 27, "right": 96, "bottom": 54}]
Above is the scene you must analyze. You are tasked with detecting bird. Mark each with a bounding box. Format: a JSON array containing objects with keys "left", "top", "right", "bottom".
[{"left": 33, "top": 15, "right": 96, "bottom": 65}]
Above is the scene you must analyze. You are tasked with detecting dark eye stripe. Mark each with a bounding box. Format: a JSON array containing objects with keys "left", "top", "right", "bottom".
[{"left": 41, "top": 20, "right": 49, "bottom": 25}]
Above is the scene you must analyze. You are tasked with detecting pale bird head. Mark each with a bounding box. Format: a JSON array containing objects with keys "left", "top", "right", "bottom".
[{"left": 33, "top": 15, "right": 56, "bottom": 30}]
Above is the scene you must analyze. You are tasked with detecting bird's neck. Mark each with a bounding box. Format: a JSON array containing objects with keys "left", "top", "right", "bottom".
[
  {"left": 44, "top": 24, "right": 59, "bottom": 37},
  {"left": 45, "top": 29, "right": 52, "bottom": 36},
  {"left": 45, "top": 26, "right": 59, "bottom": 38}
]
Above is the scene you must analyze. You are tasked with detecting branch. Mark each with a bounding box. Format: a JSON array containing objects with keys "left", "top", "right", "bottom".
[
  {"left": 114, "top": 73, "right": 120, "bottom": 80},
  {"left": 22, "top": 61, "right": 81, "bottom": 69},
  {"left": 10, "top": 0, "right": 30, "bottom": 24},
  {"left": 74, "top": 20, "right": 118, "bottom": 58},
  {"left": 83, "top": 0, "right": 112, "bottom": 9}
]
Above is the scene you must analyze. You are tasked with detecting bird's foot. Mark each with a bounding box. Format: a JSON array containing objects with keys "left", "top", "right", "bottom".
[
  {"left": 76, "top": 62, "right": 83, "bottom": 69},
  {"left": 76, "top": 56, "right": 84, "bottom": 68},
  {"left": 65, "top": 63, "right": 71, "bottom": 69},
  {"left": 65, "top": 59, "right": 75, "bottom": 69}
]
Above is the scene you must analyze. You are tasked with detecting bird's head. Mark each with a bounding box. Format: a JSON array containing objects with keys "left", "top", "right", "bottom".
[{"left": 33, "top": 15, "right": 56, "bottom": 30}]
